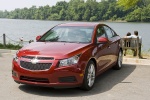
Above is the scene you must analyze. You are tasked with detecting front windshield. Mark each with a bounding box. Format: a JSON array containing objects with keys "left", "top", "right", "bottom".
[{"left": 39, "top": 26, "right": 94, "bottom": 43}]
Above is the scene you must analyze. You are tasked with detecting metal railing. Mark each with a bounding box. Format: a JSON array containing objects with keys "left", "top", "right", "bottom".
[{"left": 0, "top": 33, "right": 34, "bottom": 47}]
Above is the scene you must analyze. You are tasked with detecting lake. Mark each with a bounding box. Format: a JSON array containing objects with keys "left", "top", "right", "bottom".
[{"left": 0, "top": 18, "right": 150, "bottom": 50}]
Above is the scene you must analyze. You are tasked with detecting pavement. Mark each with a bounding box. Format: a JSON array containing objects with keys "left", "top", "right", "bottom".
[
  {"left": 0, "top": 49, "right": 150, "bottom": 100},
  {"left": 123, "top": 56, "right": 150, "bottom": 65},
  {"left": 0, "top": 49, "right": 17, "bottom": 54}
]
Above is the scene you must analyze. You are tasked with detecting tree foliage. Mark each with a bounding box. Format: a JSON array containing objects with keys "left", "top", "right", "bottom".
[
  {"left": 0, "top": 0, "right": 150, "bottom": 22},
  {"left": 117, "top": 0, "right": 150, "bottom": 10},
  {"left": 117, "top": 0, "right": 140, "bottom": 10}
]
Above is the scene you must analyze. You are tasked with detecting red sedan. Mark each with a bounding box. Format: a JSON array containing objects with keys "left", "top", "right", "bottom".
[{"left": 12, "top": 23, "right": 123, "bottom": 91}]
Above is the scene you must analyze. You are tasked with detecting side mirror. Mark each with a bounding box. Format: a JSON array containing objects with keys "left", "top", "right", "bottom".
[
  {"left": 36, "top": 35, "right": 41, "bottom": 41},
  {"left": 98, "top": 37, "right": 109, "bottom": 43}
]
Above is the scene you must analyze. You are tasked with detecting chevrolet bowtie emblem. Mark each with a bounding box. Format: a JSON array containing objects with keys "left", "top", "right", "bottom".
[{"left": 31, "top": 57, "right": 39, "bottom": 64}]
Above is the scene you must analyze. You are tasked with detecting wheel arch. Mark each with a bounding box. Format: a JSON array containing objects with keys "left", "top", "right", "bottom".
[{"left": 88, "top": 58, "right": 97, "bottom": 73}]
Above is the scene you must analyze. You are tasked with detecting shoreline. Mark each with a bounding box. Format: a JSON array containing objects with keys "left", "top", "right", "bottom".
[{"left": 1, "top": 18, "right": 150, "bottom": 23}]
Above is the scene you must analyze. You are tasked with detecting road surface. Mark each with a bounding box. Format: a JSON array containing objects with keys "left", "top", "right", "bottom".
[{"left": 0, "top": 53, "right": 150, "bottom": 100}]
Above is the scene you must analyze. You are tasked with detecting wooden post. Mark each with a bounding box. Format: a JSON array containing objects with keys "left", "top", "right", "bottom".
[
  {"left": 3, "top": 34, "right": 6, "bottom": 47},
  {"left": 136, "top": 37, "right": 139, "bottom": 58}
]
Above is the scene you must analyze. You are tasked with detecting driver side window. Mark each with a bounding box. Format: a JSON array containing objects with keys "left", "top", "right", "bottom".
[
  {"left": 96, "top": 26, "right": 106, "bottom": 42},
  {"left": 104, "top": 26, "right": 114, "bottom": 39}
]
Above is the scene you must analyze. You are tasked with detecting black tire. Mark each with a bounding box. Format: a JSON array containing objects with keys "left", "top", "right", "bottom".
[
  {"left": 81, "top": 60, "right": 96, "bottom": 91},
  {"left": 113, "top": 50, "right": 123, "bottom": 70}
]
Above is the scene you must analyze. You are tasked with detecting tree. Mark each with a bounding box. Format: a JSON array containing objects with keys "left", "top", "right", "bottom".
[
  {"left": 125, "top": 8, "right": 142, "bottom": 22},
  {"left": 83, "top": 0, "right": 98, "bottom": 21},
  {"left": 0, "top": 0, "right": 149, "bottom": 22},
  {"left": 141, "top": 4, "right": 150, "bottom": 21},
  {"left": 117, "top": 0, "right": 143, "bottom": 10},
  {"left": 48, "top": 13, "right": 60, "bottom": 20},
  {"left": 90, "top": 16, "right": 97, "bottom": 21}
]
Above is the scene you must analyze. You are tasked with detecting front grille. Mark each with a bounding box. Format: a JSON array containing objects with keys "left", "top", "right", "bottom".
[
  {"left": 22, "top": 56, "right": 54, "bottom": 60},
  {"left": 20, "top": 61, "right": 52, "bottom": 70},
  {"left": 37, "top": 57, "right": 54, "bottom": 60},
  {"left": 20, "top": 76, "right": 49, "bottom": 83},
  {"left": 22, "top": 56, "right": 34, "bottom": 59}
]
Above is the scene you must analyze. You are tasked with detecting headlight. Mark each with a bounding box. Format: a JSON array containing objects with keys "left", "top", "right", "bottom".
[
  {"left": 59, "top": 54, "right": 81, "bottom": 67},
  {"left": 13, "top": 55, "right": 18, "bottom": 62},
  {"left": 13, "top": 51, "right": 19, "bottom": 62}
]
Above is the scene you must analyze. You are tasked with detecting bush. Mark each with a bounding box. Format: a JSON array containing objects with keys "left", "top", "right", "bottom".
[
  {"left": 90, "top": 16, "right": 97, "bottom": 21},
  {"left": 0, "top": 43, "right": 22, "bottom": 50},
  {"left": 125, "top": 8, "right": 142, "bottom": 22}
]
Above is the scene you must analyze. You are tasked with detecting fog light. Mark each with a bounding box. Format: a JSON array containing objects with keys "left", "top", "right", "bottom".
[
  {"left": 59, "top": 76, "right": 77, "bottom": 83},
  {"left": 12, "top": 70, "right": 17, "bottom": 77}
]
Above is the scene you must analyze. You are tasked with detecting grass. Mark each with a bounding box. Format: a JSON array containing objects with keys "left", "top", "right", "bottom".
[
  {"left": 0, "top": 43, "right": 22, "bottom": 50},
  {"left": 124, "top": 49, "right": 150, "bottom": 59},
  {"left": 141, "top": 49, "right": 150, "bottom": 58}
]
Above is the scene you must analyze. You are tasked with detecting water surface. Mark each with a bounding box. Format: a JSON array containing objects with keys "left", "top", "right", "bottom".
[{"left": 0, "top": 19, "right": 149, "bottom": 50}]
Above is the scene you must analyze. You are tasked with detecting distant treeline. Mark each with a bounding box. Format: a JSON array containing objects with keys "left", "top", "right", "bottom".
[{"left": 0, "top": 0, "right": 150, "bottom": 22}]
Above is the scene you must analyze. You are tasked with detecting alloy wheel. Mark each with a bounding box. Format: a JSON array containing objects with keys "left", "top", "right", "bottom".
[
  {"left": 87, "top": 63, "right": 95, "bottom": 87},
  {"left": 118, "top": 51, "right": 123, "bottom": 68}
]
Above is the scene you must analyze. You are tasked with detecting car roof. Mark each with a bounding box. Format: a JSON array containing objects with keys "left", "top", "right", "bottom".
[{"left": 57, "top": 22, "right": 103, "bottom": 27}]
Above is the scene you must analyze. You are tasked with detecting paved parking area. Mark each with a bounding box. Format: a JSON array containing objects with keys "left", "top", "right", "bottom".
[{"left": 0, "top": 53, "right": 150, "bottom": 100}]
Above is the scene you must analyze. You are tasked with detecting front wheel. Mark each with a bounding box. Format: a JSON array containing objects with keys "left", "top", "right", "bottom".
[
  {"left": 113, "top": 50, "right": 123, "bottom": 70},
  {"left": 81, "top": 60, "right": 96, "bottom": 91}
]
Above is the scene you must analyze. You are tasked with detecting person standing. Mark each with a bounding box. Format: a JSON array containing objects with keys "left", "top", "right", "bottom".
[
  {"left": 19, "top": 37, "right": 23, "bottom": 41},
  {"left": 19, "top": 37, "right": 24, "bottom": 46},
  {"left": 132, "top": 31, "right": 142, "bottom": 58}
]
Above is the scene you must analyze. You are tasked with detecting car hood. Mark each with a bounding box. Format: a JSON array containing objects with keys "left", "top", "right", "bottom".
[{"left": 18, "top": 42, "right": 90, "bottom": 59}]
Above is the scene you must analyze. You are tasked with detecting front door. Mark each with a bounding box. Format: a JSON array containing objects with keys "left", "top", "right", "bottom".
[{"left": 94, "top": 25, "right": 112, "bottom": 72}]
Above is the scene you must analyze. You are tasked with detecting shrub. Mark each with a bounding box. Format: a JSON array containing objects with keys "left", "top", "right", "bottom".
[{"left": 0, "top": 43, "right": 22, "bottom": 50}]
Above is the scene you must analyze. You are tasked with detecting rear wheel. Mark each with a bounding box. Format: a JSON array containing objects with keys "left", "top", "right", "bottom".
[
  {"left": 81, "top": 60, "right": 96, "bottom": 91},
  {"left": 113, "top": 50, "right": 123, "bottom": 70}
]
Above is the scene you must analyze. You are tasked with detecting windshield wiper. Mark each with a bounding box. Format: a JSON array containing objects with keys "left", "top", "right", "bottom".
[
  {"left": 58, "top": 41, "right": 68, "bottom": 42},
  {"left": 49, "top": 36, "right": 59, "bottom": 41},
  {"left": 58, "top": 41, "right": 78, "bottom": 43}
]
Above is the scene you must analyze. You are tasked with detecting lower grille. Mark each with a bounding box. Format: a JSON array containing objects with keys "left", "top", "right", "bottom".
[
  {"left": 20, "top": 76, "right": 49, "bottom": 83},
  {"left": 20, "top": 61, "right": 52, "bottom": 70},
  {"left": 59, "top": 76, "right": 77, "bottom": 83}
]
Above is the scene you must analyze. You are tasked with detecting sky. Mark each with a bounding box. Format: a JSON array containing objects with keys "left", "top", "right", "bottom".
[{"left": 0, "top": 0, "right": 101, "bottom": 11}]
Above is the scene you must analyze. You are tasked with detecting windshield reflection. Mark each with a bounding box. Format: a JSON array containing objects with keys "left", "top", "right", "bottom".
[{"left": 39, "top": 26, "right": 94, "bottom": 43}]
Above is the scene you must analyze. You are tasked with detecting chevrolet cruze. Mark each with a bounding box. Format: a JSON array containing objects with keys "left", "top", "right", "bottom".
[{"left": 12, "top": 23, "right": 123, "bottom": 91}]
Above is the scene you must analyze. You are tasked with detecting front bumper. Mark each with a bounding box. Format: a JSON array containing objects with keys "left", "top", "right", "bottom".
[{"left": 12, "top": 59, "right": 84, "bottom": 88}]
